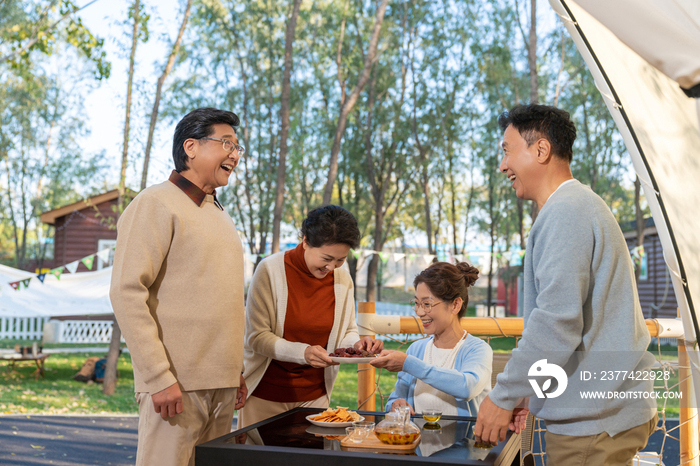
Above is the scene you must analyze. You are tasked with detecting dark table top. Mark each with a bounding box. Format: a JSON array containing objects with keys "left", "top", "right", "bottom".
[{"left": 196, "top": 407, "right": 519, "bottom": 466}]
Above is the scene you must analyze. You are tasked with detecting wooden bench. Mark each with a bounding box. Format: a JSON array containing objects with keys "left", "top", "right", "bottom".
[{"left": 2, "top": 353, "right": 51, "bottom": 380}]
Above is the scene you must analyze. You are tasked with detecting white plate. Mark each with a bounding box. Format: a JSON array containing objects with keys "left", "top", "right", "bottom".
[
  {"left": 329, "top": 356, "right": 377, "bottom": 364},
  {"left": 305, "top": 414, "right": 365, "bottom": 428}
]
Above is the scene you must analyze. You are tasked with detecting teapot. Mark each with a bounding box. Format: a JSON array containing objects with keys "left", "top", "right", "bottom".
[{"left": 374, "top": 410, "right": 421, "bottom": 445}]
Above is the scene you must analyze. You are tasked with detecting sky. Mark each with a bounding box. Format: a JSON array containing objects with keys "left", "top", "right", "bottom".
[{"left": 75, "top": 0, "right": 184, "bottom": 190}]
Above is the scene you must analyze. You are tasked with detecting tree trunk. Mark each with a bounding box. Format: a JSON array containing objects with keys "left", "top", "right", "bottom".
[
  {"left": 271, "top": 0, "right": 302, "bottom": 253},
  {"left": 528, "top": 0, "right": 540, "bottom": 223},
  {"left": 487, "top": 175, "right": 495, "bottom": 317},
  {"left": 140, "top": 0, "right": 192, "bottom": 190},
  {"left": 104, "top": 0, "right": 140, "bottom": 396},
  {"left": 528, "top": 0, "right": 538, "bottom": 104},
  {"left": 366, "top": 210, "right": 383, "bottom": 303},
  {"left": 321, "top": 0, "right": 389, "bottom": 205},
  {"left": 421, "top": 166, "right": 434, "bottom": 255},
  {"left": 634, "top": 177, "right": 646, "bottom": 282}
]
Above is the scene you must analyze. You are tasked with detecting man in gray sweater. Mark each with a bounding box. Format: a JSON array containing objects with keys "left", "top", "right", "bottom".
[{"left": 474, "top": 105, "right": 657, "bottom": 465}]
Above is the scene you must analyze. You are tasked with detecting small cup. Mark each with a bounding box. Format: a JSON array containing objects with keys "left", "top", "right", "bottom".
[
  {"left": 352, "top": 421, "right": 375, "bottom": 432},
  {"left": 345, "top": 426, "right": 367, "bottom": 443},
  {"left": 422, "top": 409, "right": 442, "bottom": 425}
]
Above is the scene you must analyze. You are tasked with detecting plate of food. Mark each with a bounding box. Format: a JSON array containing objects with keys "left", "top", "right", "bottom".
[
  {"left": 328, "top": 347, "right": 379, "bottom": 364},
  {"left": 306, "top": 407, "right": 364, "bottom": 428}
]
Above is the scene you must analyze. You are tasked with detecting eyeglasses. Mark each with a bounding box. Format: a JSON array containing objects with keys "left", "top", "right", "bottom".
[
  {"left": 200, "top": 137, "right": 246, "bottom": 155},
  {"left": 409, "top": 299, "right": 444, "bottom": 313}
]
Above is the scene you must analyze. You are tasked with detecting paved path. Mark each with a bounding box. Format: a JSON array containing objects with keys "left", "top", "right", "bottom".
[
  {"left": 0, "top": 415, "right": 138, "bottom": 466},
  {"left": 0, "top": 415, "right": 681, "bottom": 465}
]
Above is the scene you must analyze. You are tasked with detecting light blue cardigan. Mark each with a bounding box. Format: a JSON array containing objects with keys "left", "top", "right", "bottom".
[{"left": 384, "top": 335, "right": 492, "bottom": 417}]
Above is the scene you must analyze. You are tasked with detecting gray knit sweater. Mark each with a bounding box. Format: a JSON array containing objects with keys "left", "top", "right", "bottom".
[{"left": 489, "top": 180, "right": 656, "bottom": 436}]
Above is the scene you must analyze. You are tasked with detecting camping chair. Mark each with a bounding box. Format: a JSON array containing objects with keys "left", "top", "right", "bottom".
[{"left": 491, "top": 352, "right": 537, "bottom": 466}]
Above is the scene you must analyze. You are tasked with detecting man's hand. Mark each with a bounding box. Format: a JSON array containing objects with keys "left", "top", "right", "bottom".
[
  {"left": 304, "top": 345, "right": 335, "bottom": 368},
  {"left": 152, "top": 382, "right": 183, "bottom": 419},
  {"left": 354, "top": 336, "right": 383, "bottom": 354},
  {"left": 474, "top": 395, "right": 513, "bottom": 445},
  {"left": 390, "top": 398, "right": 415, "bottom": 415},
  {"left": 369, "top": 350, "right": 407, "bottom": 372},
  {"left": 509, "top": 398, "right": 529, "bottom": 434},
  {"left": 235, "top": 374, "right": 248, "bottom": 410}
]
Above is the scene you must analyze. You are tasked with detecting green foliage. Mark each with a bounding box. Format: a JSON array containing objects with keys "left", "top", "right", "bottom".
[
  {"left": 0, "top": 0, "right": 110, "bottom": 79},
  {"left": 0, "top": 2, "right": 112, "bottom": 268}
]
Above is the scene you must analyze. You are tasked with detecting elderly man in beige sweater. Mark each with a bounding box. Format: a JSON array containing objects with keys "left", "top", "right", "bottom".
[{"left": 110, "top": 107, "right": 247, "bottom": 466}]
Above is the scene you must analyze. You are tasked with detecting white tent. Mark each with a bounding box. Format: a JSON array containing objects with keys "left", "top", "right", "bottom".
[
  {"left": 0, "top": 264, "right": 113, "bottom": 318},
  {"left": 549, "top": 0, "right": 700, "bottom": 416}
]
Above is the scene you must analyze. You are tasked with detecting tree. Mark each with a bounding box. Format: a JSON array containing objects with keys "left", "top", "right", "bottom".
[
  {"left": 104, "top": 0, "right": 149, "bottom": 397},
  {"left": 271, "top": 0, "right": 302, "bottom": 254},
  {"left": 140, "top": 0, "right": 192, "bottom": 190},
  {"left": 0, "top": 1, "right": 110, "bottom": 270},
  {"left": 321, "top": 0, "right": 389, "bottom": 206}
]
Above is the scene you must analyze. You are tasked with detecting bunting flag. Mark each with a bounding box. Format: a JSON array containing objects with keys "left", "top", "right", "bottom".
[
  {"left": 423, "top": 254, "right": 436, "bottom": 265},
  {"left": 393, "top": 253, "right": 406, "bottom": 262},
  {"left": 81, "top": 255, "right": 95, "bottom": 270},
  {"left": 96, "top": 248, "right": 111, "bottom": 265},
  {"left": 7, "top": 245, "right": 120, "bottom": 291},
  {"left": 65, "top": 260, "right": 80, "bottom": 274},
  {"left": 454, "top": 254, "right": 464, "bottom": 262},
  {"left": 351, "top": 249, "right": 361, "bottom": 259},
  {"left": 409, "top": 253, "right": 417, "bottom": 261},
  {"left": 363, "top": 250, "right": 376, "bottom": 258},
  {"left": 379, "top": 252, "right": 390, "bottom": 263}
]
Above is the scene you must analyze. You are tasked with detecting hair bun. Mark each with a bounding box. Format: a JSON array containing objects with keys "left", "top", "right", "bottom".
[{"left": 455, "top": 261, "right": 479, "bottom": 287}]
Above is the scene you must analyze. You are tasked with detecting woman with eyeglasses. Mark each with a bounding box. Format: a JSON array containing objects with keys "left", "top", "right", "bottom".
[
  {"left": 237, "top": 205, "right": 383, "bottom": 428},
  {"left": 371, "top": 261, "right": 492, "bottom": 417}
]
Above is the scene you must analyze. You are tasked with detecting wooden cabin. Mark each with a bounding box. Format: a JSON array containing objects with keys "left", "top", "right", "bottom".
[
  {"left": 622, "top": 217, "right": 678, "bottom": 319},
  {"left": 37, "top": 189, "right": 135, "bottom": 273}
]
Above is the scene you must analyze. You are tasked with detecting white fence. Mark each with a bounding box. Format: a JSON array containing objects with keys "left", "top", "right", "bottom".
[
  {"left": 42, "top": 320, "right": 123, "bottom": 344},
  {"left": 0, "top": 317, "right": 123, "bottom": 344},
  {"left": 0, "top": 317, "right": 49, "bottom": 340}
]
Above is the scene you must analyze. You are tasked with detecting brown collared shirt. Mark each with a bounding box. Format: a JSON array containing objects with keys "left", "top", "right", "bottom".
[{"left": 168, "top": 170, "right": 223, "bottom": 210}]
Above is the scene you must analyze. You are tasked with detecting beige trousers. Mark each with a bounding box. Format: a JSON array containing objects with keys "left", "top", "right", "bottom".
[
  {"left": 135, "top": 388, "right": 236, "bottom": 466},
  {"left": 236, "top": 394, "right": 329, "bottom": 429},
  {"left": 545, "top": 414, "right": 658, "bottom": 466}
]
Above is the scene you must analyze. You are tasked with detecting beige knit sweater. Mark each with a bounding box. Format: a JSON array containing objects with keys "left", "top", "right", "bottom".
[
  {"left": 242, "top": 251, "right": 360, "bottom": 398},
  {"left": 110, "top": 180, "right": 245, "bottom": 394}
]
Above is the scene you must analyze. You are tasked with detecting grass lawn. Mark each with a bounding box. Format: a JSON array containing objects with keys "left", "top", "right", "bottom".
[
  {"left": 0, "top": 350, "right": 137, "bottom": 415},
  {"left": 0, "top": 338, "right": 682, "bottom": 416}
]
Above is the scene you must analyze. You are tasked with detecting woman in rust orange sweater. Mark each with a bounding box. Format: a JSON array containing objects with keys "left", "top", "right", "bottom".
[{"left": 237, "top": 205, "right": 383, "bottom": 428}]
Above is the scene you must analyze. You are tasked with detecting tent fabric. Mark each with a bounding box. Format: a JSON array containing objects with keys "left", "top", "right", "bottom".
[
  {"left": 0, "top": 264, "right": 113, "bottom": 318},
  {"left": 549, "top": 0, "right": 700, "bottom": 421},
  {"left": 575, "top": 0, "right": 700, "bottom": 91}
]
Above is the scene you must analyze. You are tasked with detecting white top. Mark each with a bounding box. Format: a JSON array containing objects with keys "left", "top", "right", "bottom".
[{"left": 413, "top": 334, "right": 467, "bottom": 415}]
